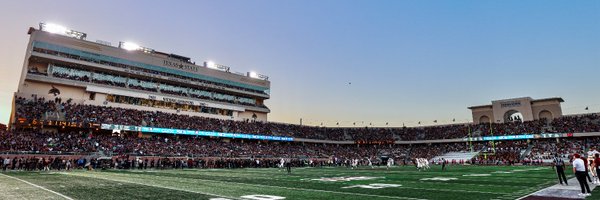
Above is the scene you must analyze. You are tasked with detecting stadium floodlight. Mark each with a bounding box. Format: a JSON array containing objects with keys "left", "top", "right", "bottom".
[
  {"left": 206, "top": 61, "right": 217, "bottom": 69},
  {"left": 204, "top": 61, "right": 231, "bottom": 72},
  {"left": 119, "top": 42, "right": 141, "bottom": 51},
  {"left": 249, "top": 71, "right": 259, "bottom": 79},
  {"left": 118, "top": 41, "right": 153, "bottom": 53},
  {"left": 42, "top": 23, "right": 68, "bottom": 34},
  {"left": 39, "top": 23, "right": 87, "bottom": 39}
]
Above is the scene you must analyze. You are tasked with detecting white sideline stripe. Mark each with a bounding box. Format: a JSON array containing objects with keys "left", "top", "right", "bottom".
[
  {"left": 0, "top": 173, "right": 74, "bottom": 200},
  {"left": 63, "top": 173, "right": 241, "bottom": 200},
  {"left": 514, "top": 182, "right": 557, "bottom": 200}
]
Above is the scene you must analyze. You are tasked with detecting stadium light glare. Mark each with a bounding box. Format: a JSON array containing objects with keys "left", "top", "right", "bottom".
[
  {"left": 206, "top": 61, "right": 217, "bottom": 69},
  {"left": 249, "top": 71, "right": 259, "bottom": 78},
  {"left": 120, "top": 42, "right": 141, "bottom": 51},
  {"left": 42, "top": 23, "right": 68, "bottom": 35}
]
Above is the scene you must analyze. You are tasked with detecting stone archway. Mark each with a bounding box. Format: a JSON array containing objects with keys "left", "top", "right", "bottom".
[
  {"left": 538, "top": 110, "right": 553, "bottom": 122},
  {"left": 479, "top": 115, "right": 490, "bottom": 123},
  {"left": 503, "top": 110, "right": 523, "bottom": 122}
]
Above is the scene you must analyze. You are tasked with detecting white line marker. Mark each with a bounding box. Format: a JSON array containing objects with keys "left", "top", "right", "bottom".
[
  {"left": 63, "top": 172, "right": 241, "bottom": 200},
  {"left": 89, "top": 172, "right": 427, "bottom": 200},
  {"left": 0, "top": 173, "right": 74, "bottom": 200},
  {"left": 132, "top": 170, "right": 509, "bottom": 195}
]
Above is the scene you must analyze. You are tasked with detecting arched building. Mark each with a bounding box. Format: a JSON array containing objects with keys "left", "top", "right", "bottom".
[{"left": 468, "top": 97, "right": 564, "bottom": 123}]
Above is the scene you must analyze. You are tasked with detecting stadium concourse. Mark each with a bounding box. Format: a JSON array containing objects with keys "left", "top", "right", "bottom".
[{"left": 1, "top": 97, "right": 600, "bottom": 199}]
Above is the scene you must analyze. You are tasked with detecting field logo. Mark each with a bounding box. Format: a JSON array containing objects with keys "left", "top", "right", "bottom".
[
  {"left": 462, "top": 174, "right": 491, "bottom": 177},
  {"left": 420, "top": 177, "right": 458, "bottom": 181},
  {"left": 310, "top": 176, "right": 381, "bottom": 182},
  {"left": 529, "top": 167, "right": 545, "bottom": 171},
  {"left": 342, "top": 183, "right": 402, "bottom": 189},
  {"left": 511, "top": 169, "right": 528, "bottom": 172},
  {"left": 210, "top": 194, "right": 285, "bottom": 200}
]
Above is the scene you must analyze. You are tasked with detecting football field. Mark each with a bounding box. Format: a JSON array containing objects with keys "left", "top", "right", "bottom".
[{"left": 0, "top": 165, "right": 595, "bottom": 200}]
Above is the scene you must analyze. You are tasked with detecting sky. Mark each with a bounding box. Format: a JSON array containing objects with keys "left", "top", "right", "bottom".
[{"left": 0, "top": 0, "right": 598, "bottom": 127}]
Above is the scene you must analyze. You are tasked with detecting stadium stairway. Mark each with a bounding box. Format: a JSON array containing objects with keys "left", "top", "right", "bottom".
[
  {"left": 431, "top": 151, "right": 480, "bottom": 162},
  {"left": 520, "top": 144, "right": 534, "bottom": 160}
]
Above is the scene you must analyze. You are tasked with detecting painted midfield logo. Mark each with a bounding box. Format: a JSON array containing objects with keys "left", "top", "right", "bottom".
[
  {"left": 308, "top": 176, "right": 382, "bottom": 182},
  {"left": 462, "top": 174, "right": 491, "bottom": 177},
  {"left": 420, "top": 177, "right": 458, "bottom": 181}
]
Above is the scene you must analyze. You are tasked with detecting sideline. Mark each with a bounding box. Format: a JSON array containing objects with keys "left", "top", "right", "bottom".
[
  {"left": 516, "top": 177, "right": 597, "bottom": 200},
  {"left": 0, "top": 173, "right": 74, "bottom": 200},
  {"left": 69, "top": 171, "right": 428, "bottom": 200},
  {"left": 62, "top": 172, "right": 241, "bottom": 200}
]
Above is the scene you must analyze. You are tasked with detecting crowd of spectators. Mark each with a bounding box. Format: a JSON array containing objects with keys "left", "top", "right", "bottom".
[
  {"left": 527, "top": 138, "right": 600, "bottom": 161},
  {"left": 1, "top": 127, "right": 469, "bottom": 161},
  {"left": 551, "top": 115, "right": 600, "bottom": 133},
  {"left": 4, "top": 125, "right": 600, "bottom": 169},
  {"left": 33, "top": 47, "right": 268, "bottom": 96},
  {"left": 45, "top": 64, "right": 265, "bottom": 108},
  {"left": 14, "top": 98, "right": 600, "bottom": 142},
  {"left": 474, "top": 141, "right": 528, "bottom": 165}
]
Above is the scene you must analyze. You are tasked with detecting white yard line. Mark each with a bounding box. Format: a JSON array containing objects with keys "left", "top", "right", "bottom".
[
  {"left": 135, "top": 170, "right": 510, "bottom": 195},
  {"left": 71, "top": 172, "right": 428, "bottom": 200},
  {"left": 0, "top": 173, "right": 74, "bottom": 200},
  {"left": 62, "top": 172, "right": 241, "bottom": 200},
  {"left": 515, "top": 189, "right": 542, "bottom": 200}
]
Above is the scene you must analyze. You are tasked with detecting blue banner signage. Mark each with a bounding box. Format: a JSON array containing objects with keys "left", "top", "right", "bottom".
[
  {"left": 101, "top": 124, "right": 294, "bottom": 141},
  {"left": 482, "top": 134, "right": 534, "bottom": 141},
  {"left": 463, "top": 134, "right": 535, "bottom": 142}
]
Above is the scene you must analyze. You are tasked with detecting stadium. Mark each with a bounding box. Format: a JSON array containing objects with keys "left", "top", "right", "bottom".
[{"left": 1, "top": 2, "right": 599, "bottom": 200}]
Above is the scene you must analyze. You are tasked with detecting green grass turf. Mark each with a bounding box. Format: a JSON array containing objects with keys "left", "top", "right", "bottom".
[{"left": 1, "top": 165, "right": 596, "bottom": 200}]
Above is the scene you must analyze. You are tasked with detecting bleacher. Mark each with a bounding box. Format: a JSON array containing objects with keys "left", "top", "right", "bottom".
[{"left": 432, "top": 151, "right": 480, "bottom": 162}]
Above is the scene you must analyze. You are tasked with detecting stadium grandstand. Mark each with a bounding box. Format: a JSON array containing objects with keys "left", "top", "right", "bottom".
[
  {"left": 3, "top": 23, "right": 600, "bottom": 200},
  {"left": 12, "top": 23, "right": 271, "bottom": 125},
  {"left": 6, "top": 22, "right": 600, "bottom": 167}
]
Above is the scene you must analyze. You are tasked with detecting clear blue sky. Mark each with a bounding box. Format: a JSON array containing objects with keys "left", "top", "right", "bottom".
[{"left": 0, "top": 0, "right": 598, "bottom": 126}]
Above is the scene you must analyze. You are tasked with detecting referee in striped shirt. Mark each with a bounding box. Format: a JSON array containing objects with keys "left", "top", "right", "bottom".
[{"left": 553, "top": 154, "right": 568, "bottom": 185}]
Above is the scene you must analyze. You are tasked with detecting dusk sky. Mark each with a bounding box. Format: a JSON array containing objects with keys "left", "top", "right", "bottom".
[{"left": 0, "top": 0, "right": 598, "bottom": 127}]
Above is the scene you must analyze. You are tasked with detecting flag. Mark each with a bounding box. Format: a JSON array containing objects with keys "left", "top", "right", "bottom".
[
  {"left": 434, "top": 120, "right": 437, "bottom": 123},
  {"left": 386, "top": 122, "right": 388, "bottom": 125},
  {"left": 418, "top": 121, "right": 421, "bottom": 125},
  {"left": 353, "top": 122, "right": 356, "bottom": 125},
  {"left": 453, "top": 118, "right": 456, "bottom": 122},
  {"left": 585, "top": 107, "right": 589, "bottom": 110},
  {"left": 336, "top": 122, "right": 339, "bottom": 125}
]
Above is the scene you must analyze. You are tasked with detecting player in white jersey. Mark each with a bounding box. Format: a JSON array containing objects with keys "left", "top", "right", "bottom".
[
  {"left": 351, "top": 159, "right": 359, "bottom": 169},
  {"left": 367, "top": 158, "right": 373, "bottom": 168},
  {"left": 416, "top": 158, "right": 430, "bottom": 171},
  {"left": 589, "top": 148, "right": 599, "bottom": 160},
  {"left": 588, "top": 149, "right": 599, "bottom": 167},
  {"left": 387, "top": 158, "right": 394, "bottom": 169},
  {"left": 279, "top": 158, "right": 285, "bottom": 170}
]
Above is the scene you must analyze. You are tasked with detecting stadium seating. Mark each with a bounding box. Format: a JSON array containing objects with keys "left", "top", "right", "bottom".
[
  {"left": 431, "top": 151, "right": 481, "bottom": 163},
  {"left": 7, "top": 96, "right": 600, "bottom": 169},
  {"left": 12, "top": 97, "right": 600, "bottom": 142}
]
